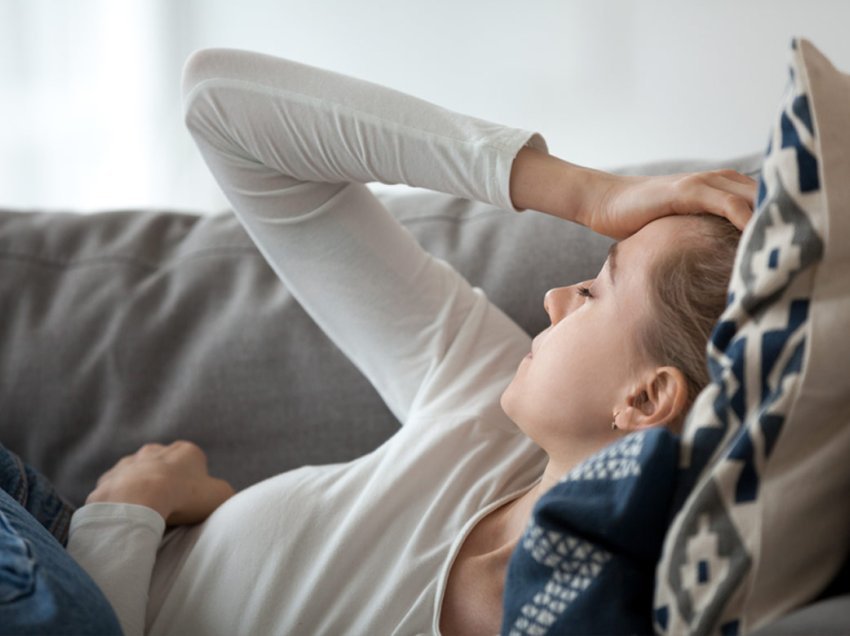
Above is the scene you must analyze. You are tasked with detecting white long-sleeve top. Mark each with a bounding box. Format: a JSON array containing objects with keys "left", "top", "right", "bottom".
[{"left": 67, "top": 48, "right": 550, "bottom": 636}]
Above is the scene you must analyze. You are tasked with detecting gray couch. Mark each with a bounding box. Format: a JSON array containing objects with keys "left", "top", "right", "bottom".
[{"left": 2, "top": 151, "right": 848, "bottom": 633}]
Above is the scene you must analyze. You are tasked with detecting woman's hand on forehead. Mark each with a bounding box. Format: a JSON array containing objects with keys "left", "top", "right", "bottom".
[
  {"left": 581, "top": 169, "right": 757, "bottom": 239},
  {"left": 509, "top": 147, "right": 756, "bottom": 240}
]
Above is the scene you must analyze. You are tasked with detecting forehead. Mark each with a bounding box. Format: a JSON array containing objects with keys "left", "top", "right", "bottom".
[
  {"left": 619, "top": 216, "right": 688, "bottom": 259},
  {"left": 612, "top": 217, "right": 688, "bottom": 283}
]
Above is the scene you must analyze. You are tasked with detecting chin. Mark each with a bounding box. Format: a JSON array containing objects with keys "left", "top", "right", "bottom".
[
  {"left": 499, "top": 382, "right": 517, "bottom": 420},
  {"left": 499, "top": 384, "right": 532, "bottom": 438}
]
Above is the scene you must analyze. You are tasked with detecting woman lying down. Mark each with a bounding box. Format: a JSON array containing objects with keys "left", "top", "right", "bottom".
[{"left": 66, "top": 48, "right": 755, "bottom": 636}]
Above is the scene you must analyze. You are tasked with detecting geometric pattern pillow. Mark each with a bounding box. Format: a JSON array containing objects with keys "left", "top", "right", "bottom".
[
  {"left": 654, "top": 38, "right": 850, "bottom": 635},
  {"left": 501, "top": 429, "right": 679, "bottom": 636}
]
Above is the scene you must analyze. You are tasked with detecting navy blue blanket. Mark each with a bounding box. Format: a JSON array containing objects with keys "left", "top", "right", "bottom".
[{"left": 501, "top": 429, "right": 679, "bottom": 636}]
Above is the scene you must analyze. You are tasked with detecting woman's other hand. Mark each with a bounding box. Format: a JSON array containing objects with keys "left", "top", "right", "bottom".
[
  {"left": 509, "top": 146, "right": 757, "bottom": 239},
  {"left": 85, "top": 440, "right": 235, "bottom": 526}
]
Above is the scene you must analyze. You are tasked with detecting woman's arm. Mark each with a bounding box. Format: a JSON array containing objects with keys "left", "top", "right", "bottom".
[
  {"left": 179, "top": 47, "right": 755, "bottom": 425},
  {"left": 182, "top": 48, "right": 548, "bottom": 213},
  {"left": 68, "top": 441, "right": 234, "bottom": 636},
  {"left": 67, "top": 504, "right": 163, "bottom": 636},
  {"left": 181, "top": 48, "right": 540, "bottom": 425}
]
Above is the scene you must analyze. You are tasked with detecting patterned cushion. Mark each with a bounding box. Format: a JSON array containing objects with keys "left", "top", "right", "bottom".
[
  {"left": 654, "top": 38, "right": 850, "bottom": 635},
  {"left": 501, "top": 429, "right": 680, "bottom": 635}
]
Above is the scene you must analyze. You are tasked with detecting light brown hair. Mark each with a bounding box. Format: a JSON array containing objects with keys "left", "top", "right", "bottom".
[{"left": 639, "top": 214, "right": 741, "bottom": 431}]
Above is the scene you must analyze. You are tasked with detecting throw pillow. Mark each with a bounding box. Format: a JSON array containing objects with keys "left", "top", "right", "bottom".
[
  {"left": 501, "top": 428, "right": 679, "bottom": 635},
  {"left": 654, "top": 38, "right": 850, "bottom": 635}
]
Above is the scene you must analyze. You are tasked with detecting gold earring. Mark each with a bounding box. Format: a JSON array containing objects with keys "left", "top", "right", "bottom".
[{"left": 611, "top": 409, "right": 620, "bottom": 431}]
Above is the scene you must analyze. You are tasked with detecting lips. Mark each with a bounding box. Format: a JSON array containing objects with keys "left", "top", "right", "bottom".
[
  {"left": 530, "top": 334, "right": 544, "bottom": 357},
  {"left": 529, "top": 328, "right": 551, "bottom": 359}
]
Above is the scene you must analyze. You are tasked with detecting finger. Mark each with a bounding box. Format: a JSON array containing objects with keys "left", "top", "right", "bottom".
[
  {"left": 166, "top": 440, "right": 208, "bottom": 469},
  {"left": 168, "top": 440, "right": 205, "bottom": 457},
  {"left": 677, "top": 172, "right": 757, "bottom": 230},
  {"left": 112, "top": 453, "right": 140, "bottom": 470},
  {"left": 692, "top": 171, "right": 757, "bottom": 206},
  {"left": 712, "top": 173, "right": 757, "bottom": 207},
  {"left": 726, "top": 200, "right": 754, "bottom": 232},
  {"left": 711, "top": 169, "right": 758, "bottom": 187},
  {"left": 684, "top": 171, "right": 757, "bottom": 211},
  {"left": 714, "top": 179, "right": 757, "bottom": 229},
  {"left": 694, "top": 184, "right": 754, "bottom": 231},
  {"left": 137, "top": 443, "right": 167, "bottom": 457}
]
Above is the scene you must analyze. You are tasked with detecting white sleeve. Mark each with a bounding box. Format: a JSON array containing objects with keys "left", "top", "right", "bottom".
[
  {"left": 66, "top": 503, "right": 165, "bottom": 636},
  {"left": 182, "top": 48, "right": 546, "bottom": 424}
]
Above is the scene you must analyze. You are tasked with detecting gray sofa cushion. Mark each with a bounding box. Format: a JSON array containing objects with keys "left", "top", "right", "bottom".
[
  {"left": 0, "top": 153, "right": 761, "bottom": 508},
  {"left": 750, "top": 595, "right": 850, "bottom": 636}
]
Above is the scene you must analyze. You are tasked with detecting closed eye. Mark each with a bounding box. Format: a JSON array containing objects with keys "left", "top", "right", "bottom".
[{"left": 576, "top": 286, "right": 593, "bottom": 299}]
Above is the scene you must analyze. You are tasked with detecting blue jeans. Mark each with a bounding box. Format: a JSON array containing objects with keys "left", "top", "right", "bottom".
[{"left": 0, "top": 443, "right": 122, "bottom": 635}]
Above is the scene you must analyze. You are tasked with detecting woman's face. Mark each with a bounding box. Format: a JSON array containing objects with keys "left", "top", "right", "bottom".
[{"left": 501, "top": 215, "right": 685, "bottom": 460}]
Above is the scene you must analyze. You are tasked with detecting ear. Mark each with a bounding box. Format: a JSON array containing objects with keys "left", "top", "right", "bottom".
[{"left": 613, "top": 367, "right": 689, "bottom": 432}]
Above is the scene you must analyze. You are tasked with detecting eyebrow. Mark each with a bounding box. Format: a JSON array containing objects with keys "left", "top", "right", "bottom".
[{"left": 607, "top": 242, "right": 619, "bottom": 285}]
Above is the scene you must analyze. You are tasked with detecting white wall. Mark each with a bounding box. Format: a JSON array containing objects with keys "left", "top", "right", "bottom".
[{"left": 1, "top": 0, "right": 848, "bottom": 213}]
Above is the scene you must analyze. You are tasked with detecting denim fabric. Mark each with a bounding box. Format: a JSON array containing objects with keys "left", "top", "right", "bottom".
[
  {"left": 0, "top": 444, "right": 75, "bottom": 547},
  {"left": 0, "top": 446, "right": 122, "bottom": 635}
]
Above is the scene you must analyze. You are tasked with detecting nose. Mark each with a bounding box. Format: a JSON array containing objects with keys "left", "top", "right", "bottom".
[{"left": 544, "top": 281, "right": 591, "bottom": 325}]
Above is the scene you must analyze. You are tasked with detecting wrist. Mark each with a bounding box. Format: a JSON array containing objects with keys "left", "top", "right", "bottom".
[
  {"left": 508, "top": 146, "right": 601, "bottom": 225},
  {"left": 85, "top": 475, "right": 173, "bottom": 522}
]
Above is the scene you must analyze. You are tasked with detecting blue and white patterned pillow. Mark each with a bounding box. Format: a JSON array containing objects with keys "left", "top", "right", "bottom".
[
  {"left": 501, "top": 428, "right": 679, "bottom": 636},
  {"left": 654, "top": 38, "right": 850, "bottom": 635}
]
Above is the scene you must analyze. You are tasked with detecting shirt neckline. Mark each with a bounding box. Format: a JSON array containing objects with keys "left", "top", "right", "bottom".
[{"left": 430, "top": 477, "right": 542, "bottom": 634}]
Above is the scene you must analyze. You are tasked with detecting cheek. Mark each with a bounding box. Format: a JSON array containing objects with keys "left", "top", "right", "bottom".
[
  {"left": 502, "top": 344, "right": 602, "bottom": 430},
  {"left": 533, "top": 349, "right": 606, "bottom": 417},
  {"left": 501, "top": 318, "right": 631, "bottom": 431}
]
